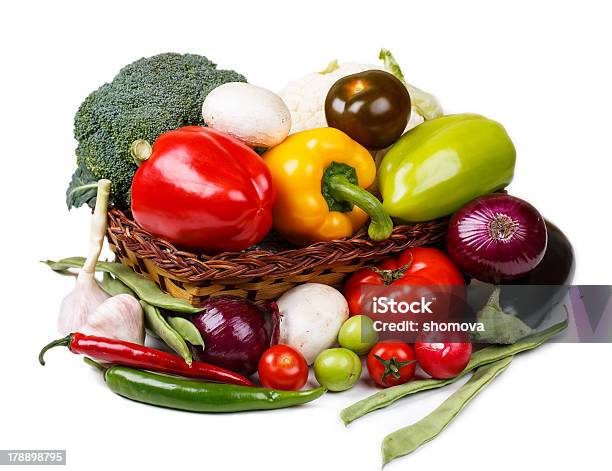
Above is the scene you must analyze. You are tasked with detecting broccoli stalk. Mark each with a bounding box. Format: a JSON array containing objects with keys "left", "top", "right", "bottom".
[{"left": 67, "top": 53, "right": 246, "bottom": 209}]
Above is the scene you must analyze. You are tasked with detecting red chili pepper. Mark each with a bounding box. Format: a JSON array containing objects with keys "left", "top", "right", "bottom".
[
  {"left": 131, "top": 126, "right": 276, "bottom": 252},
  {"left": 39, "top": 333, "right": 253, "bottom": 387}
]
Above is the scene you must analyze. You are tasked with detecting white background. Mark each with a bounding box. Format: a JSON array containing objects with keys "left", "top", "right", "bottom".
[{"left": 1, "top": 0, "right": 611, "bottom": 469}]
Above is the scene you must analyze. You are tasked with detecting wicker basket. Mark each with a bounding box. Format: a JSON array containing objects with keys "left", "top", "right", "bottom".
[{"left": 106, "top": 208, "right": 447, "bottom": 306}]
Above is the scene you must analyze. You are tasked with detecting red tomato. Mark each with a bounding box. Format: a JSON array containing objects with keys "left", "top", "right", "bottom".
[
  {"left": 258, "top": 345, "right": 309, "bottom": 391},
  {"left": 366, "top": 341, "right": 416, "bottom": 387},
  {"left": 343, "top": 247, "right": 464, "bottom": 315},
  {"left": 414, "top": 333, "right": 472, "bottom": 379}
]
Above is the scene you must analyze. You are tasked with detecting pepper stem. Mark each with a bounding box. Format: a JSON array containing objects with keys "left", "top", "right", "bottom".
[
  {"left": 39, "top": 334, "right": 73, "bottom": 366},
  {"left": 83, "top": 357, "right": 108, "bottom": 373},
  {"left": 326, "top": 174, "right": 393, "bottom": 241},
  {"left": 130, "top": 139, "right": 153, "bottom": 167}
]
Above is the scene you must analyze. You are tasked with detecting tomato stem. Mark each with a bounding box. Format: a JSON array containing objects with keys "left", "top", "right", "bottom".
[
  {"left": 367, "top": 253, "right": 414, "bottom": 285},
  {"left": 374, "top": 354, "right": 416, "bottom": 385}
]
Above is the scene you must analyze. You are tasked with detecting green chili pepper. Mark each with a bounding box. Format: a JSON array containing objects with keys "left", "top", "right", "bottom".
[
  {"left": 167, "top": 316, "right": 205, "bottom": 348},
  {"left": 379, "top": 114, "right": 516, "bottom": 222},
  {"left": 43, "top": 257, "right": 200, "bottom": 314},
  {"left": 341, "top": 318, "right": 567, "bottom": 424},
  {"left": 104, "top": 365, "right": 326, "bottom": 412},
  {"left": 140, "top": 301, "right": 193, "bottom": 365},
  {"left": 381, "top": 357, "right": 513, "bottom": 465}
]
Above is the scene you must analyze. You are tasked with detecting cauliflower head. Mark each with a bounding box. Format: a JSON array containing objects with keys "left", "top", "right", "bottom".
[{"left": 278, "top": 51, "right": 441, "bottom": 135}]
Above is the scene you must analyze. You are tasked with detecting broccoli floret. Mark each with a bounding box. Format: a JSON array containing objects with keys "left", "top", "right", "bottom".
[{"left": 67, "top": 53, "right": 246, "bottom": 209}]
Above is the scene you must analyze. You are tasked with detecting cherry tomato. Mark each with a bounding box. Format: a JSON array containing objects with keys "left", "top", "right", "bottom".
[
  {"left": 366, "top": 341, "right": 416, "bottom": 387},
  {"left": 338, "top": 315, "right": 379, "bottom": 355},
  {"left": 314, "top": 348, "right": 362, "bottom": 392},
  {"left": 414, "top": 332, "right": 472, "bottom": 379},
  {"left": 258, "top": 345, "right": 309, "bottom": 391},
  {"left": 343, "top": 247, "right": 465, "bottom": 315},
  {"left": 325, "top": 70, "right": 411, "bottom": 150}
]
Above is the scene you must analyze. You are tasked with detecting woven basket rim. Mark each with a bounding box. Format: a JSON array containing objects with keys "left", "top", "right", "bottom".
[{"left": 107, "top": 208, "right": 447, "bottom": 282}]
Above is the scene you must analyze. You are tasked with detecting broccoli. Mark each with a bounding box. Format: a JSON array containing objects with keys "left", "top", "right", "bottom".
[{"left": 66, "top": 53, "right": 247, "bottom": 209}]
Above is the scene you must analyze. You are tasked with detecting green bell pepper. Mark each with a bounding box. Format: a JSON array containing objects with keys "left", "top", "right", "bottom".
[{"left": 379, "top": 114, "right": 516, "bottom": 222}]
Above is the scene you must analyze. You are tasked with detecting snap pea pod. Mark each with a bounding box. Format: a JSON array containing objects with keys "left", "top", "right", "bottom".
[
  {"left": 381, "top": 356, "right": 513, "bottom": 465},
  {"left": 101, "top": 272, "right": 136, "bottom": 297},
  {"left": 140, "top": 301, "right": 192, "bottom": 365},
  {"left": 341, "top": 318, "right": 567, "bottom": 424},
  {"left": 99, "top": 271, "right": 198, "bottom": 351},
  {"left": 105, "top": 365, "right": 326, "bottom": 412},
  {"left": 43, "top": 257, "right": 200, "bottom": 314},
  {"left": 167, "top": 316, "right": 205, "bottom": 348}
]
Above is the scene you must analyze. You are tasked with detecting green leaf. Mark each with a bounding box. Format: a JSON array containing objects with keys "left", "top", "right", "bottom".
[
  {"left": 66, "top": 164, "right": 98, "bottom": 209},
  {"left": 473, "top": 287, "right": 534, "bottom": 344},
  {"left": 319, "top": 59, "right": 340, "bottom": 74},
  {"left": 379, "top": 48, "right": 443, "bottom": 120}
]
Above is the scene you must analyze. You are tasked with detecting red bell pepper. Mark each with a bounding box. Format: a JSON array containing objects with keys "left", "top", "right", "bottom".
[{"left": 131, "top": 126, "right": 275, "bottom": 252}]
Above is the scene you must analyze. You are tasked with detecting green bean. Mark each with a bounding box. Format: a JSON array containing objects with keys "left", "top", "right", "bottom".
[
  {"left": 381, "top": 356, "right": 513, "bottom": 465},
  {"left": 341, "top": 317, "right": 567, "bottom": 425},
  {"left": 43, "top": 257, "right": 200, "bottom": 314},
  {"left": 167, "top": 316, "right": 205, "bottom": 348},
  {"left": 140, "top": 301, "right": 192, "bottom": 365},
  {"left": 101, "top": 272, "right": 136, "bottom": 297}
]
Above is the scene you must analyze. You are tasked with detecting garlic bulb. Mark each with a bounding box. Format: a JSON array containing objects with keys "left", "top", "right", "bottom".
[
  {"left": 81, "top": 294, "right": 144, "bottom": 345},
  {"left": 57, "top": 180, "right": 112, "bottom": 335},
  {"left": 57, "top": 275, "right": 110, "bottom": 334},
  {"left": 57, "top": 179, "right": 145, "bottom": 344}
]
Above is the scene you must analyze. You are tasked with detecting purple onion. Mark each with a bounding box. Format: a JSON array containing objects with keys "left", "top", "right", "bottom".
[
  {"left": 446, "top": 194, "right": 547, "bottom": 283},
  {"left": 191, "top": 296, "right": 280, "bottom": 376}
]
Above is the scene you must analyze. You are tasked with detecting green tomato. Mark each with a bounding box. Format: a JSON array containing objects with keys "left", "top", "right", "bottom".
[
  {"left": 314, "top": 348, "right": 362, "bottom": 392},
  {"left": 338, "top": 315, "right": 379, "bottom": 355}
]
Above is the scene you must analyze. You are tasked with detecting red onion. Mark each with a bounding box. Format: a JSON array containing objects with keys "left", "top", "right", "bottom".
[
  {"left": 191, "top": 296, "right": 280, "bottom": 376},
  {"left": 446, "top": 194, "right": 547, "bottom": 283}
]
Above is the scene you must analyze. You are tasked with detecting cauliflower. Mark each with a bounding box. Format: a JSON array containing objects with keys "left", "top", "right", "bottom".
[
  {"left": 278, "top": 50, "right": 442, "bottom": 135},
  {"left": 280, "top": 62, "right": 382, "bottom": 133}
]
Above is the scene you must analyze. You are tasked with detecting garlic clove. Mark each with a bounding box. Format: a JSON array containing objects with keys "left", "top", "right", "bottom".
[
  {"left": 81, "top": 294, "right": 145, "bottom": 345},
  {"left": 57, "top": 273, "right": 110, "bottom": 335}
]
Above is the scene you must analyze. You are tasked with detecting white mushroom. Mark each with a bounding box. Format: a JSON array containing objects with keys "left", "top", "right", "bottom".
[
  {"left": 277, "top": 283, "right": 349, "bottom": 364},
  {"left": 202, "top": 82, "right": 291, "bottom": 148}
]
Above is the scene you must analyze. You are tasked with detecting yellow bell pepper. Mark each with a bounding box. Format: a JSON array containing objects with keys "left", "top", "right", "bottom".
[{"left": 263, "top": 127, "right": 392, "bottom": 246}]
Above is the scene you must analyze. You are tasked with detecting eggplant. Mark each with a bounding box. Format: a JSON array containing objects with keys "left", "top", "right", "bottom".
[{"left": 467, "top": 221, "right": 575, "bottom": 329}]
